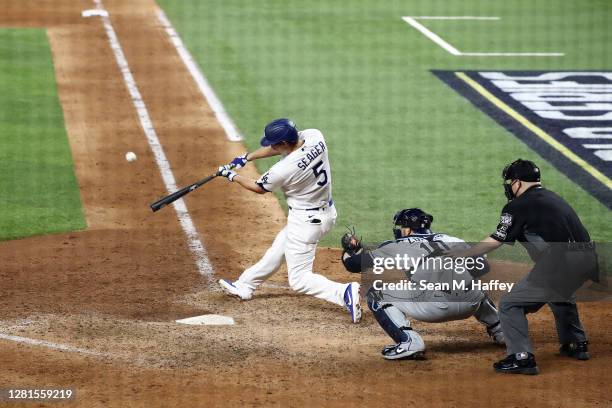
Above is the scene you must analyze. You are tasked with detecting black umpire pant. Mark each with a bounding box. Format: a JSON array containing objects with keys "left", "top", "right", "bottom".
[
  {"left": 499, "top": 247, "right": 596, "bottom": 355},
  {"left": 500, "top": 300, "right": 586, "bottom": 355}
]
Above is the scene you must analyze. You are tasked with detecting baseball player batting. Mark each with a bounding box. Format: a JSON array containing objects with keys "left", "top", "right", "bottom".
[
  {"left": 341, "top": 208, "right": 505, "bottom": 359},
  {"left": 217, "top": 118, "right": 361, "bottom": 323}
]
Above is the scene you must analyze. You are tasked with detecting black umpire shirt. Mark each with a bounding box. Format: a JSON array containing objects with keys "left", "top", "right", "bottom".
[{"left": 490, "top": 185, "right": 591, "bottom": 262}]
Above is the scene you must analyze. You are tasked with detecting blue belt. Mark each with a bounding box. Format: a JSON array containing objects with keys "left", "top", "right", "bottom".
[{"left": 289, "top": 199, "right": 333, "bottom": 211}]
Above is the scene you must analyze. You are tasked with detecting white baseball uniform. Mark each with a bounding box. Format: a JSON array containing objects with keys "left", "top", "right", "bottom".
[{"left": 232, "top": 129, "right": 349, "bottom": 307}]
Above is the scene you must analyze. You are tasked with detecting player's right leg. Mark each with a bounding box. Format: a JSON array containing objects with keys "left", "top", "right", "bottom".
[
  {"left": 493, "top": 277, "right": 550, "bottom": 374},
  {"left": 366, "top": 288, "right": 425, "bottom": 360},
  {"left": 495, "top": 295, "right": 544, "bottom": 374},
  {"left": 549, "top": 301, "right": 589, "bottom": 360},
  {"left": 284, "top": 207, "right": 361, "bottom": 323},
  {"left": 219, "top": 226, "right": 287, "bottom": 300}
]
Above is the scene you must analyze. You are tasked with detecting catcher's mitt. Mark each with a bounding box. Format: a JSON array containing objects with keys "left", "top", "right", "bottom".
[{"left": 341, "top": 226, "right": 362, "bottom": 255}]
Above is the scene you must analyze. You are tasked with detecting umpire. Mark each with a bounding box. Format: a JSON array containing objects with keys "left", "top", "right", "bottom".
[{"left": 448, "top": 159, "right": 598, "bottom": 375}]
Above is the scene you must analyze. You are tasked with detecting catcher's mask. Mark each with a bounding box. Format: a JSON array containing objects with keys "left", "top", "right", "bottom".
[
  {"left": 393, "top": 208, "right": 433, "bottom": 239},
  {"left": 502, "top": 159, "right": 541, "bottom": 201}
]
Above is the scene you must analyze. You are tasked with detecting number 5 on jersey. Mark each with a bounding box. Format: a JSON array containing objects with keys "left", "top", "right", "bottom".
[{"left": 312, "top": 160, "right": 328, "bottom": 186}]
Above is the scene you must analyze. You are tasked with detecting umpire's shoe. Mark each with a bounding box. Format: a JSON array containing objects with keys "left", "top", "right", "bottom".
[
  {"left": 493, "top": 352, "right": 539, "bottom": 375},
  {"left": 559, "top": 341, "right": 590, "bottom": 360}
]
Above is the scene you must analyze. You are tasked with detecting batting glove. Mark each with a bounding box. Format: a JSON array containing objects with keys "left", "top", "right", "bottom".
[
  {"left": 229, "top": 153, "right": 249, "bottom": 169},
  {"left": 218, "top": 166, "right": 237, "bottom": 182}
]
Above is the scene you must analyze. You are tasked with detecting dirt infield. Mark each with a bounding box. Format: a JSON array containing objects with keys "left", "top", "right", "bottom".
[{"left": 0, "top": 1, "right": 610, "bottom": 407}]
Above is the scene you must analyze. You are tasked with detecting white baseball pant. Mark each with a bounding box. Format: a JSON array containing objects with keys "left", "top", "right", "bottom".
[{"left": 235, "top": 204, "right": 348, "bottom": 306}]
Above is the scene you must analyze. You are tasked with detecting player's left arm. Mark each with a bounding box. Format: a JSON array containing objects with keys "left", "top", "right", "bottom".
[
  {"left": 218, "top": 147, "right": 282, "bottom": 194},
  {"left": 226, "top": 147, "right": 280, "bottom": 170},
  {"left": 229, "top": 173, "right": 267, "bottom": 194},
  {"left": 245, "top": 146, "right": 280, "bottom": 161},
  {"left": 219, "top": 164, "right": 284, "bottom": 195}
]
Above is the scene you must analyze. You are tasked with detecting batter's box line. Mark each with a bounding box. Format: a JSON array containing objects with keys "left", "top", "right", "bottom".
[
  {"left": 401, "top": 16, "right": 564, "bottom": 57},
  {"left": 0, "top": 332, "right": 116, "bottom": 359}
]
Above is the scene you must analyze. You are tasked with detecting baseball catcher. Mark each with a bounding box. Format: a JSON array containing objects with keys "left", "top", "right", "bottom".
[{"left": 341, "top": 208, "right": 505, "bottom": 360}]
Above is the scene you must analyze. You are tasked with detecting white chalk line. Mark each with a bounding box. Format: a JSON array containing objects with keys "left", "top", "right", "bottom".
[
  {"left": 261, "top": 282, "right": 291, "bottom": 290},
  {"left": 92, "top": 0, "right": 213, "bottom": 278},
  {"left": 402, "top": 16, "right": 564, "bottom": 57},
  {"left": 156, "top": 8, "right": 242, "bottom": 142},
  {"left": 462, "top": 52, "right": 564, "bottom": 57},
  {"left": 0, "top": 332, "right": 113, "bottom": 358},
  {"left": 414, "top": 16, "right": 500, "bottom": 20},
  {"left": 402, "top": 16, "right": 461, "bottom": 55},
  {"left": 209, "top": 282, "right": 290, "bottom": 291}
]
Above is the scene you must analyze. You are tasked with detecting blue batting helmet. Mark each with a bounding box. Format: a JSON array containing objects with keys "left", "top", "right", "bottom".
[{"left": 260, "top": 118, "right": 298, "bottom": 146}]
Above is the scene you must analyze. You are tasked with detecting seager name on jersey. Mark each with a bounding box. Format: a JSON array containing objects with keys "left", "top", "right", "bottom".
[{"left": 297, "top": 141, "right": 327, "bottom": 170}]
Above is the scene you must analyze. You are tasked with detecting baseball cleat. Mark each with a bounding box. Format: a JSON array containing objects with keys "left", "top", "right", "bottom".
[
  {"left": 382, "top": 342, "right": 426, "bottom": 360},
  {"left": 559, "top": 341, "right": 590, "bottom": 360},
  {"left": 493, "top": 352, "right": 539, "bottom": 375},
  {"left": 344, "top": 283, "right": 362, "bottom": 323},
  {"left": 382, "top": 344, "right": 396, "bottom": 355},
  {"left": 219, "top": 279, "right": 252, "bottom": 300}
]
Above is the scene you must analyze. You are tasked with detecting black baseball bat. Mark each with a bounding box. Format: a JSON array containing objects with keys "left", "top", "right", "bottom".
[{"left": 150, "top": 169, "right": 225, "bottom": 212}]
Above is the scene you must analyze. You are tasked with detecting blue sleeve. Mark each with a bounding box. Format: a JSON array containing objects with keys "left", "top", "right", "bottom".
[{"left": 342, "top": 251, "right": 373, "bottom": 273}]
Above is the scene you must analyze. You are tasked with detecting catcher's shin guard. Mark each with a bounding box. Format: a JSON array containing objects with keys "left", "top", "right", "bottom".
[
  {"left": 366, "top": 288, "right": 411, "bottom": 343},
  {"left": 474, "top": 293, "right": 505, "bottom": 345},
  {"left": 474, "top": 293, "right": 500, "bottom": 325}
]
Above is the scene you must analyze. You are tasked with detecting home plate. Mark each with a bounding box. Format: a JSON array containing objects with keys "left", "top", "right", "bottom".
[{"left": 175, "top": 315, "right": 235, "bottom": 326}]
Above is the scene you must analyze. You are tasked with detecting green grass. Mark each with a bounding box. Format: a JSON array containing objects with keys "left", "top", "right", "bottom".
[
  {"left": 158, "top": 0, "right": 611, "bottom": 245},
  {"left": 0, "top": 29, "right": 85, "bottom": 241}
]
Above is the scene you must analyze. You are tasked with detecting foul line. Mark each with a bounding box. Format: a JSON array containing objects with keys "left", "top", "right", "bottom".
[
  {"left": 156, "top": 8, "right": 242, "bottom": 142},
  {"left": 92, "top": 0, "right": 214, "bottom": 278},
  {"left": 0, "top": 332, "right": 112, "bottom": 358},
  {"left": 402, "top": 16, "right": 564, "bottom": 57},
  {"left": 456, "top": 72, "right": 612, "bottom": 190}
]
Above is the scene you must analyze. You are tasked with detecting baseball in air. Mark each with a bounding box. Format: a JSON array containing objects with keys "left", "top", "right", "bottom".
[{"left": 125, "top": 151, "right": 137, "bottom": 162}]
